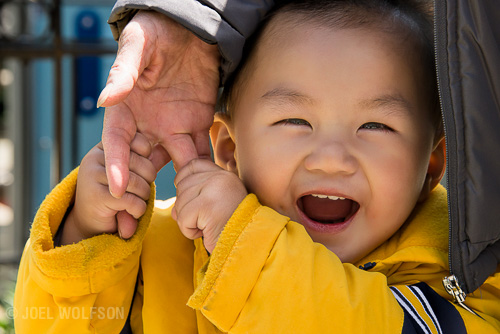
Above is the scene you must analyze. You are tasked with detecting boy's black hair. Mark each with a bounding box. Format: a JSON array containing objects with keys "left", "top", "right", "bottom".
[{"left": 218, "top": 0, "right": 443, "bottom": 139}]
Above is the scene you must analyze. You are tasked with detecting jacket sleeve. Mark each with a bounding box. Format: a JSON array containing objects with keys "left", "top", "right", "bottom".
[
  {"left": 107, "top": 0, "right": 274, "bottom": 82},
  {"left": 13, "top": 168, "right": 154, "bottom": 334},
  {"left": 187, "top": 194, "right": 404, "bottom": 332},
  {"left": 187, "top": 194, "right": 493, "bottom": 333}
]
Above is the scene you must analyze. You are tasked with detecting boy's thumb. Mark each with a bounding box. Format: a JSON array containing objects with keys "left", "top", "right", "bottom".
[{"left": 116, "top": 211, "right": 138, "bottom": 240}]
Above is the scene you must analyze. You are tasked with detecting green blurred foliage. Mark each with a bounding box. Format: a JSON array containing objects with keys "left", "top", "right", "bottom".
[{"left": 0, "top": 265, "right": 17, "bottom": 334}]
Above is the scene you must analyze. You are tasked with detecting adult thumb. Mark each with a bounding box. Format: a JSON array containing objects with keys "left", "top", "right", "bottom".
[
  {"left": 97, "top": 21, "right": 146, "bottom": 108},
  {"left": 102, "top": 105, "right": 136, "bottom": 198}
]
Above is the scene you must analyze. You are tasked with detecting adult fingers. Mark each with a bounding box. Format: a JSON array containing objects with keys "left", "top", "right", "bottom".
[
  {"left": 164, "top": 134, "right": 200, "bottom": 172},
  {"left": 116, "top": 211, "right": 138, "bottom": 240},
  {"left": 97, "top": 21, "right": 146, "bottom": 108},
  {"left": 193, "top": 130, "right": 212, "bottom": 160},
  {"left": 149, "top": 144, "right": 171, "bottom": 173},
  {"left": 102, "top": 104, "right": 136, "bottom": 198},
  {"left": 164, "top": 119, "right": 214, "bottom": 170}
]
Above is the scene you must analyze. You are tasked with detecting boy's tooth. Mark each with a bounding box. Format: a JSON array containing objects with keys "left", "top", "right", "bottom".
[
  {"left": 311, "top": 194, "right": 345, "bottom": 200},
  {"left": 327, "top": 195, "right": 340, "bottom": 200}
]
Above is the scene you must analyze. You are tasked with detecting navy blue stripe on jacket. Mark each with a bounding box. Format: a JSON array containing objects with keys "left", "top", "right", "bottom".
[{"left": 391, "top": 282, "right": 467, "bottom": 334}]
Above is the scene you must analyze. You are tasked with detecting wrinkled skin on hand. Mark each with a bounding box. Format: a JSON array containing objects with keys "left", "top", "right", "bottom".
[{"left": 99, "top": 10, "right": 221, "bottom": 198}]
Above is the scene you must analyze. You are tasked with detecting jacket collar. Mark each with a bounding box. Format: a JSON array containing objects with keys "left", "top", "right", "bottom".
[{"left": 356, "top": 185, "right": 449, "bottom": 279}]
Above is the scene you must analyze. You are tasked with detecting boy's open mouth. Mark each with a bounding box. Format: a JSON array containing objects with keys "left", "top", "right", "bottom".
[{"left": 297, "top": 194, "right": 360, "bottom": 224}]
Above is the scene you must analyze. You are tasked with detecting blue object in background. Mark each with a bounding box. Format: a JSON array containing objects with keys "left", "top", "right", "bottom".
[
  {"left": 76, "top": 10, "right": 99, "bottom": 40},
  {"left": 75, "top": 10, "right": 100, "bottom": 117}
]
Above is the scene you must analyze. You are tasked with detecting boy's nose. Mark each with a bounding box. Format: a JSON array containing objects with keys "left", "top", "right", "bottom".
[{"left": 304, "top": 140, "right": 357, "bottom": 175}]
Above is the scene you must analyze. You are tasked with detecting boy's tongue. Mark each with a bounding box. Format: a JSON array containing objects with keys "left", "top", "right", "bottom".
[{"left": 301, "top": 195, "right": 354, "bottom": 223}]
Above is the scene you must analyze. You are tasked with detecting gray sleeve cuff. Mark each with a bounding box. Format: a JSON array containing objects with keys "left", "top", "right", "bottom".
[{"left": 108, "top": 0, "right": 274, "bottom": 82}]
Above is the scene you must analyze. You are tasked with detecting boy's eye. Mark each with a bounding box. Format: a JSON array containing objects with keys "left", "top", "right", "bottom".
[
  {"left": 277, "top": 118, "right": 312, "bottom": 127},
  {"left": 359, "top": 122, "right": 393, "bottom": 132}
]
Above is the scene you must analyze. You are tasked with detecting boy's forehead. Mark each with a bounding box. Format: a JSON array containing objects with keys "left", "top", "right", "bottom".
[
  {"left": 253, "top": 13, "right": 431, "bottom": 84},
  {"left": 258, "top": 8, "right": 423, "bottom": 54},
  {"left": 235, "top": 20, "right": 435, "bottom": 123},
  {"left": 253, "top": 18, "right": 415, "bottom": 75}
]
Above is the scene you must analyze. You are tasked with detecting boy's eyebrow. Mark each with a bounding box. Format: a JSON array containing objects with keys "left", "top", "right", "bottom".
[
  {"left": 358, "top": 94, "right": 414, "bottom": 117},
  {"left": 260, "top": 87, "right": 314, "bottom": 106},
  {"left": 260, "top": 89, "right": 413, "bottom": 117}
]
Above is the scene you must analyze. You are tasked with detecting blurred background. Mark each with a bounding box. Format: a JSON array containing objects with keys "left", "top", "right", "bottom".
[{"left": 0, "top": 1, "right": 177, "bottom": 331}]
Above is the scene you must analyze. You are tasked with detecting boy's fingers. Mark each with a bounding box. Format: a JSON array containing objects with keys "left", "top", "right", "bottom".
[
  {"left": 108, "top": 192, "right": 147, "bottom": 220},
  {"left": 126, "top": 171, "right": 151, "bottom": 201},
  {"left": 130, "top": 132, "right": 153, "bottom": 158},
  {"left": 116, "top": 211, "right": 138, "bottom": 240},
  {"left": 129, "top": 152, "right": 157, "bottom": 185},
  {"left": 175, "top": 199, "right": 203, "bottom": 240},
  {"left": 174, "top": 159, "right": 219, "bottom": 187},
  {"left": 171, "top": 206, "right": 178, "bottom": 220},
  {"left": 173, "top": 181, "right": 205, "bottom": 220},
  {"left": 175, "top": 168, "right": 215, "bottom": 194},
  {"left": 177, "top": 196, "right": 217, "bottom": 242},
  {"left": 92, "top": 165, "right": 109, "bottom": 186},
  {"left": 178, "top": 225, "right": 203, "bottom": 241}
]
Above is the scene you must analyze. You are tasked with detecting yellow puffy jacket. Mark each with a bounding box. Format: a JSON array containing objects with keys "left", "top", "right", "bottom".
[{"left": 14, "top": 169, "right": 500, "bottom": 333}]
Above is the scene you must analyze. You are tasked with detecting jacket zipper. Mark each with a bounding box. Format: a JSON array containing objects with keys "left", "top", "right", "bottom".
[
  {"left": 442, "top": 276, "right": 482, "bottom": 318},
  {"left": 434, "top": 0, "right": 476, "bottom": 315}
]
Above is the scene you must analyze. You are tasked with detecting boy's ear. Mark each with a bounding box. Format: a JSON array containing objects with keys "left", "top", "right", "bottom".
[
  {"left": 419, "top": 137, "right": 446, "bottom": 202},
  {"left": 210, "top": 114, "right": 238, "bottom": 174}
]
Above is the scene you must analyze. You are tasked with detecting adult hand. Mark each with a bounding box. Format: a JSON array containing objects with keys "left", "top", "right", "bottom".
[{"left": 99, "top": 10, "right": 220, "bottom": 198}]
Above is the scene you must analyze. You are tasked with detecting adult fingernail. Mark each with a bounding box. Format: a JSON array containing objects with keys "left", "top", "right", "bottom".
[
  {"left": 97, "top": 84, "right": 111, "bottom": 108},
  {"left": 109, "top": 188, "right": 122, "bottom": 199}
]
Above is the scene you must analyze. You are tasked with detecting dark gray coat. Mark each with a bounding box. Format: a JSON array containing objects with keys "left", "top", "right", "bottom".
[{"left": 435, "top": 0, "right": 500, "bottom": 296}]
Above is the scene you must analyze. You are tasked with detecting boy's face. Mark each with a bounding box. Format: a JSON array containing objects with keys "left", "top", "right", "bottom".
[{"left": 213, "top": 22, "right": 445, "bottom": 264}]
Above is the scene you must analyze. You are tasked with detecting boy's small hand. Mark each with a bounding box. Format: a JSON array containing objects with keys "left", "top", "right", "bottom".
[
  {"left": 173, "top": 159, "right": 248, "bottom": 253},
  {"left": 61, "top": 133, "right": 157, "bottom": 245}
]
